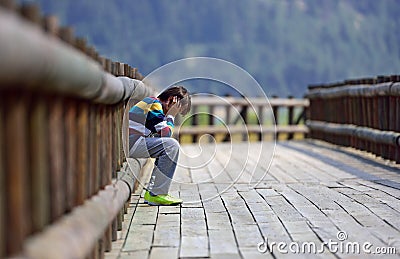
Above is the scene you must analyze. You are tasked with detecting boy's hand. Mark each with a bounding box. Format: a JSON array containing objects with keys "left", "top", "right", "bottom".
[{"left": 166, "top": 96, "right": 182, "bottom": 117}]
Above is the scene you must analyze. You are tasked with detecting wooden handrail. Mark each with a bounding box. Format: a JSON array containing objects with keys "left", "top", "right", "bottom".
[
  {"left": 177, "top": 96, "right": 309, "bottom": 142},
  {"left": 177, "top": 125, "right": 308, "bottom": 135},
  {"left": 23, "top": 179, "right": 131, "bottom": 259},
  {"left": 307, "top": 121, "right": 400, "bottom": 146},
  {"left": 0, "top": 7, "right": 154, "bottom": 104},
  {"left": 190, "top": 96, "right": 309, "bottom": 107},
  {"left": 307, "top": 76, "right": 400, "bottom": 163},
  {"left": 0, "top": 3, "right": 156, "bottom": 258}
]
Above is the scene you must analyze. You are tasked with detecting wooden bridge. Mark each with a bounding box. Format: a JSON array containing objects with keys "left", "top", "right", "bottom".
[{"left": 0, "top": 3, "right": 399, "bottom": 259}]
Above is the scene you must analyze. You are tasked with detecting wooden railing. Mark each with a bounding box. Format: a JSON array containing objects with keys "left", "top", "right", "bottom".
[
  {"left": 0, "top": 3, "right": 155, "bottom": 258},
  {"left": 176, "top": 96, "right": 309, "bottom": 143},
  {"left": 306, "top": 75, "right": 400, "bottom": 163}
]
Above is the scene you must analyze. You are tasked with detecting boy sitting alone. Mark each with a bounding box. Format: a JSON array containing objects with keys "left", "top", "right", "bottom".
[{"left": 128, "top": 86, "right": 191, "bottom": 205}]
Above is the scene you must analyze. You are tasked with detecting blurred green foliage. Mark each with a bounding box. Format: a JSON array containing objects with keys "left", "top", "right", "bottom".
[{"left": 30, "top": 0, "right": 400, "bottom": 97}]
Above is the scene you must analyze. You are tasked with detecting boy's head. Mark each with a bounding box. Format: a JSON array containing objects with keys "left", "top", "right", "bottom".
[{"left": 158, "top": 85, "right": 191, "bottom": 115}]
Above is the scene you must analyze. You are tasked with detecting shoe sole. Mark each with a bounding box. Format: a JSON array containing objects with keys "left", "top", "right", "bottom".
[{"left": 145, "top": 200, "right": 182, "bottom": 206}]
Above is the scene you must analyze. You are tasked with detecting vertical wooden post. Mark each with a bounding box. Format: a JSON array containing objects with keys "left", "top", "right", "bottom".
[
  {"left": 287, "top": 96, "right": 294, "bottom": 140},
  {"left": 29, "top": 96, "right": 50, "bottom": 232},
  {"left": 388, "top": 94, "right": 396, "bottom": 161},
  {"left": 95, "top": 105, "right": 101, "bottom": 192},
  {"left": 0, "top": 94, "right": 5, "bottom": 258},
  {"left": 348, "top": 95, "right": 355, "bottom": 147},
  {"left": 88, "top": 104, "right": 100, "bottom": 196},
  {"left": 99, "top": 106, "right": 106, "bottom": 188},
  {"left": 76, "top": 102, "right": 89, "bottom": 205},
  {"left": 5, "top": 93, "right": 30, "bottom": 255},
  {"left": 111, "top": 105, "right": 118, "bottom": 179},
  {"left": 192, "top": 105, "right": 198, "bottom": 143},
  {"left": 104, "top": 106, "right": 113, "bottom": 252},
  {"left": 116, "top": 103, "right": 126, "bottom": 233},
  {"left": 208, "top": 105, "right": 215, "bottom": 142},
  {"left": 112, "top": 104, "right": 121, "bottom": 241},
  {"left": 59, "top": 27, "right": 75, "bottom": 45},
  {"left": 364, "top": 96, "right": 371, "bottom": 151},
  {"left": 396, "top": 94, "right": 400, "bottom": 163},
  {"left": 0, "top": 0, "right": 17, "bottom": 10},
  {"left": 380, "top": 94, "right": 390, "bottom": 159},
  {"left": 118, "top": 63, "right": 125, "bottom": 77},
  {"left": 65, "top": 99, "right": 77, "bottom": 211},
  {"left": 75, "top": 37, "right": 87, "bottom": 54},
  {"left": 43, "top": 15, "right": 59, "bottom": 36},
  {"left": 372, "top": 94, "right": 379, "bottom": 155},
  {"left": 257, "top": 105, "right": 264, "bottom": 141},
  {"left": 48, "top": 97, "right": 66, "bottom": 221},
  {"left": 118, "top": 104, "right": 124, "bottom": 170},
  {"left": 132, "top": 67, "right": 137, "bottom": 79},
  {"left": 241, "top": 104, "right": 248, "bottom": 141},
  {"left": 272, "top": 96, "right": 279, "bottom": 140},
  {"left": 19, "top": 3, "right": 41, "bottom": 24},
  {"left": 122, "top": 99, "right": 130, "bottom": 164},
  {"left": 105, "top": 59, "right": 112, "bottom": 75},
  {"left": 124, "top": 64, "right": 130, "bottom": 77},
  {"left": 224, "top": 104, "right": 231, "bottom": 142}
]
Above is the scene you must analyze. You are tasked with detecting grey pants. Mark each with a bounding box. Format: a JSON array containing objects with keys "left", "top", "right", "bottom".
[{"left": 129, "top": 136, "right": 180, "bottom": 195}]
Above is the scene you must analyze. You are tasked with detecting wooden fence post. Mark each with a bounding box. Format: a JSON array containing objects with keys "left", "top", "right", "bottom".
[
  {"left": 272, "top": 96, "right": 279, "bottom": 140},
  {"left": 257, "top": 105, "right": 264, "bottom": 141},
  {"left": 76, "top": 103, "right": 89, "bottom": 205},
  {"left": 208, "top": 105, "right": 215, "bottom": 142},
  {"left": 104, "top": 106, "right": 113, "bottom": 252},
  {"left": 19, "top": 3, "right": 41, "bottom": 25},
  {"left": 65, "top": 100, "right": 77, "bottom": 212},
  {"left": 287, "top": 96, "right": 294, "bottom": 140},
  {"left": 0, "top": 0, "right": 17, "bottom": 10},
  {"left": 192, "top": 105, "right": 198, "bottom": 143},
  {"left": 0, "top": 94, "right": 5, "bottom": 258},
  {"left": 240, "top": 104, "right": 248, "bottom": 141},
  {"left": 88, "top": 104, "right": 99, "bottom": 197},
  {"left": 48, "top": 97, "right": 66, "bottom": 221},
  {"left": 396, "top": 93, "right": 400, "bottom": 163},
  {"left": 307, "top": 77, "right": 400, "bottom": 163},
  {"left": 5, "top": 93, "right": 31, "bottom": 255},
  {"left": 29, "top": 96, "right": 50, "bottom": 232}
]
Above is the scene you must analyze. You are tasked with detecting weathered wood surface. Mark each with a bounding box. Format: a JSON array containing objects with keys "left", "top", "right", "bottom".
[{"left": 106, "top": 140, "right": 400, "bottom": 259}]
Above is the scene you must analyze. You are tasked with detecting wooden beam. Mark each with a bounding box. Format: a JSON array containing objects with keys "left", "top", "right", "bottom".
[
  {"left": 22, "top": 180, "right": 131, "bottom": 259},
  {"left": 0, "top": 8, "right": 136, "bottom": 104},
  {"left": 176, "top": 125, "right": 308, "bottom": 136},
  {"left": 307, "top": 120, "right": 400, "bottom": 146},
  {"left": 190, "top": 97, "right": 309, "bottom": 107}
]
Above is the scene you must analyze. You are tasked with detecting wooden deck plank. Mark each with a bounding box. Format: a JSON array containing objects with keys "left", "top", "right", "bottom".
[
  {"left": 106, "top": 141, "right": 400, "bottom": 259},
  {"left": 277, "top": 143, "right": 355, "bottom": 181},
  {"left": 276, "top": 148, "right": 344, "bottom": 186},
  {"left": 286, "top": 141, "right": 400, "bottom": 185},
  {"left": 149, "top": 247, "right": 178, "bottom": 259},
  {"left": 208, "top": 229, "right": 238, "bottom": 255},
  {"left": 122, "top": 224, "right": 154, "bottom": 252},
  {"left": 180, "top": 206, "right": 209, "bottom": 258}
]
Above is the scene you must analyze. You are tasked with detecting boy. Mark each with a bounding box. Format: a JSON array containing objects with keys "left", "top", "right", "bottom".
[{"left": 128, "top": 86, "right": 191, "bottom": 205}]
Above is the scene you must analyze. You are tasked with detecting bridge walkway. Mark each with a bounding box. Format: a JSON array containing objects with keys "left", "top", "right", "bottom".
[{"left": 106, "top": 140, "right": 400, "bottom": 259}]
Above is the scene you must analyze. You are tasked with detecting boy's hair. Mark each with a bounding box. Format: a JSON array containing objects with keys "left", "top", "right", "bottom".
[{"left": 158, "top": 85, "right": 191, "bottom": 115}]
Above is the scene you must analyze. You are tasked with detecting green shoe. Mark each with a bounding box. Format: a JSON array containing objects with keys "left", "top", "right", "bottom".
[{"left": 144, "top": 191, "right": 183, "bottom": 206}]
